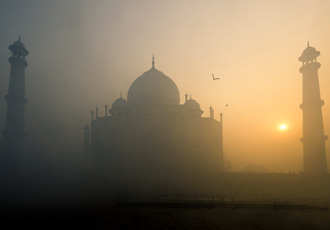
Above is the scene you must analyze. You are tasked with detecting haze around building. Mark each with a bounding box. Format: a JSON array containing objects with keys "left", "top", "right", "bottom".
[{"left": 1, "top": 0, "right": 330, "bottom": 173}]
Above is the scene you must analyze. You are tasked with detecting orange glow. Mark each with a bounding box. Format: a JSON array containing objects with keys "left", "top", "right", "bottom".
[{"left": 279, "top": 124, "right": 288, "bottom": 131}]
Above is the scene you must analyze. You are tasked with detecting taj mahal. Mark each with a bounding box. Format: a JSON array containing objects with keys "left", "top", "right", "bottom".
[
  {"left": 1, "top": 38, "right": 328, "bottom": 176},
  {"left": 84, "top": 57, "right": 224, "bottom": 175}
]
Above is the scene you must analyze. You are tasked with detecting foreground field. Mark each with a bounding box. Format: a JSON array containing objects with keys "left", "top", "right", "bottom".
[
  {"left": 3, "top": 202, "right": 330, "bottom": 229},
  {"left": 83, "top": 204, "right": 330, "bottom": 229}
]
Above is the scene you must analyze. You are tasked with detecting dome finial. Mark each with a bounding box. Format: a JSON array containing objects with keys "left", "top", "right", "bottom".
[
  {"left": 19, "top": 35, "right": 21, "bottom": 41},
  {"left": 307, "top": 41, "right": 309, "bottom": 47},
  {"left": 120, "top": 93, "right": 122, "bottom": 98},
  {"left": 152, "top": 54, "right": 155, "bottom": 68}
]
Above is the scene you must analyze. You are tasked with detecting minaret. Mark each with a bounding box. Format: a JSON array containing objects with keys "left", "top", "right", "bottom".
[
  {"left": 152, "top": 54, "right": 155, "bottom": 68},
  {"left": 209, "top": 105, "right": 214, "bottom": 119},
  {"left": 91, "top": 109, "right": 94, "bottom": 125},
  {"left": 3, "top": 37, "right": 29, "bottom": 155},
  {"left": 105, "top": 104, "right": 108, "bottom": 116},
  {"left": 299, "top": 43, "right": 327, "bottom": 173}
]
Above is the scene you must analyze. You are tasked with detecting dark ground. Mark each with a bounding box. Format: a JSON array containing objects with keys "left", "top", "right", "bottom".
[
  {"left": 1, "top": 169, "right": 330, "bottom": 228},
  {"left": 2, "top": 202, "right": 330, "bottom": 229}
]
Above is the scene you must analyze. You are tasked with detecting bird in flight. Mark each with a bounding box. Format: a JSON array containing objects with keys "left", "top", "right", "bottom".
[
  {"left": 225, "top": 104, "right": 229, "bottom": 107},
  {"left": 212, "top": 74, "right": 220, "bottom": 81}
]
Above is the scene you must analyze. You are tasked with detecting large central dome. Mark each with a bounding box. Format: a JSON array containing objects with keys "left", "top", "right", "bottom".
[{"left": 127, "top": 66, "right": 180, "bottom": 106}]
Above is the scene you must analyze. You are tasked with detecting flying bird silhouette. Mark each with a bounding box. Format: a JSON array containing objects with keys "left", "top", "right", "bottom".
[
  {"left": 212, "top": 74, "right": 220, "bottom": 81},
  {"left": 225, "top": 104, "right": 229, "bottom": 107}
]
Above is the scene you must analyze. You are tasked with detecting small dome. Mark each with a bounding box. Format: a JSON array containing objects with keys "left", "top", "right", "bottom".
[
  {"left": 127, "top": 67, "right": 180, "bottom": 107},
  {"left": 13, "top": 40, "right": 25, "bottom": 48},
  {"left": 299, "top": 44, "right": 320, "bottom": 63},
  {"left": 9, "top": 38, "right": 29, "bottom": 57},
  {"left": 302, "top": 46, "right": 316, "bottom": 56},
  {"left": 111, "top": 98, "right": 128, "bottom": 110},
  {"left": 184, "top": 99, "right": 202, "bottom": 111}
]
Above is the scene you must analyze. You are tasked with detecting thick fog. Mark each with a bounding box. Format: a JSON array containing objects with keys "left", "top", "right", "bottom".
[{"left": 1, "top": 0, "right": 330, "bottom": 182}]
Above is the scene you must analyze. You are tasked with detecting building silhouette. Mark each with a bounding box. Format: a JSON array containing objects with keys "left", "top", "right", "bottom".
[
  {"left": 3, "top": 38, "right": 29, "bottom": 156},
  {"left": 86, "top": 57, "right": 224, "bottom": 174},
  {"left": 299, "top": 43, "right": 327, "bottom": 173}
]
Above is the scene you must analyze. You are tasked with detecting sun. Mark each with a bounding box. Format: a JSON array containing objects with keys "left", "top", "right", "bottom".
[{"left": 279, "top": 124, "right": 288, "bottom": 130}]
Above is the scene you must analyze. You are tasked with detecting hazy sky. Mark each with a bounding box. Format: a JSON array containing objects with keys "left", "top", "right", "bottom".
[{"left": 1, "top": 0, "right": 330, "bottom": 171}]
